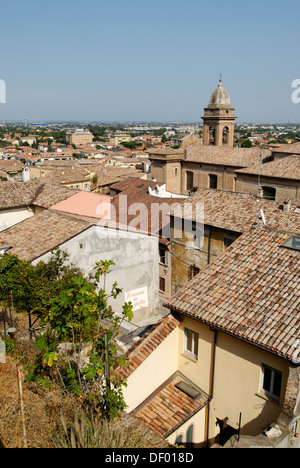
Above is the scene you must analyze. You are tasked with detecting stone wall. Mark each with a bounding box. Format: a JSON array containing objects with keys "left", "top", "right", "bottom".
[
  {"left": 170, "top": 218, "right": 240, "bottom": 295},
  {"left": 236, "top": 174, "right": 300, "bottom": 201}
]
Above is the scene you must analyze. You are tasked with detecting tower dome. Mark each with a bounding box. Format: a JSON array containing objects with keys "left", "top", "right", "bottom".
[{"left": 208, "top": 78, "right": 231, "bottom": 107}]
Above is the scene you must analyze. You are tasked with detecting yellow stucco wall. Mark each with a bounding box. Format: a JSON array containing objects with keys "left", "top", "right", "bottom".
[
  {"left": 177, "top": 316, "right": 290, "bottom": 444},
  {"left": 166, "top": 406, "right": 207, "bottom": 448},
  {"left": 123, "top": 313, "right": 290, "bottom": 447},
  {"left": 123, "top": 327, "right": 179, "bottom": 413}
]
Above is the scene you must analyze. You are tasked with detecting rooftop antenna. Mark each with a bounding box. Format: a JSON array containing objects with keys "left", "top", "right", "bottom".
[{"left": 255, "top": 151, "right": 263, "bottom": 225}]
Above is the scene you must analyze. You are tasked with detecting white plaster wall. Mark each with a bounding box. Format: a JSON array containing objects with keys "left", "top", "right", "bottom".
[
  {"left": 0, "top": 208, "right": 34, "bottom": 232},
  {"left": 33, "top": 225, "right": 160, "bottom": 323}
]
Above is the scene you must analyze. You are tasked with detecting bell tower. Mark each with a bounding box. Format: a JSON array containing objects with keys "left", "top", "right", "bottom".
[{"left": 202, "top": 77, "right": 236, "bottom": 147}]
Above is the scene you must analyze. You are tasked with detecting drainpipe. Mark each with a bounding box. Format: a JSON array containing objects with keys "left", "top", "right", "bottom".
[
  {"left": 205, "top": 328, "right": 217, "bottom": 447},
  {"left": 207, "top": 228, "right": 212, "bottom": 265}
]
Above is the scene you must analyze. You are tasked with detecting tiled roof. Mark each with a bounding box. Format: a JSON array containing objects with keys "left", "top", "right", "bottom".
[
  {"left": 171, "top": 188, "right": 300, "bottom": 233},
  {"left": 0, "top": 209, "right": 91, "bottom": 261},
  {"left": 184, "top": 143, "right": 271, "bottom": 167},
  {"left": 110, "top": 178, "right": 184, "bottom": 236},
  {"left": 109, "top": 177, "right": 157, "bottom": 193},
  {"left": 93, "top": 166, "right": 144, "bottom": 180},
  {"left": 235, "top": 154, "right": 300, "bottom": 180},
  {"left": 0, "top": 180, "right": 79, "bottom": 210},
  {"left": 51, "top": 191, "right": 112, "bottom": 219},
  {"left": 131, "top": 372, "right": 209, "bottom": 438},
  {"left": 41, "top": 167, "right": 91, "bottom": 184},
  {"left": 271, "top": 142, "right": 300, "bottom": 154},
  {"left": 165, "top": 225, "right": 300, "bottom": 364},
  {"left": 116, "top": 314, "right": 180, "bottom": 379},
  {"left": 147, "top": 147, "right": 185, "bottom": 156},
  {"left": 0, "top": 160, "right": 25, "bottom": 173}
]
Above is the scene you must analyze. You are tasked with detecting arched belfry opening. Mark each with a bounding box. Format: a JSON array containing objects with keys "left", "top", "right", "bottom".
[
  {"left": 223, "top": 126, "right": 229, "bottom": 145},
  {"left": 202, "top": 77, "right": 236, "bottom": 147},
  {"left": 209, "top": 126, "right": 215, "bottom": 145}
]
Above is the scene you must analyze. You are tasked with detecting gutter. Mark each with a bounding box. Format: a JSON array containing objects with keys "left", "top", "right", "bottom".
[{"left": 165, "top": 306, "right": 299, "bottom": 366}]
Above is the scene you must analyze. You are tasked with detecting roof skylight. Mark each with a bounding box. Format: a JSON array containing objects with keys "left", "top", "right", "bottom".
[{"left": 281, "top": 235, "right": 300, "bottom": 251}]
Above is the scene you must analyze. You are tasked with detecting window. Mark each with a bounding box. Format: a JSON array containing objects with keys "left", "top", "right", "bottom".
[
  {"left": 209, "top": 174, "right": 218, "bottom": 189},
  {"left": 186, "top": 425, "right": 194, "bottom": 448},
  {"left": 188, "top": 265, "right": 200, "bottom": 281},
  {"left": 262, "top": 186, "right": 276, "bottom": 201},
  {"left": 186, "top": 171, "right": 194, "bottom": 191},
  {"left": 184, "top": 328, "right": 198, "bottom": 360},
  {"left": 261, "top": 364, "right": 282, "bottom": 401},
  {"left": 159, "top": 277, "right": 165, "bottom": 292},
  {"left": 159, "top": 248, "right": 168, "bottom": 266},
  {"left": 224, "top": 236, "right": 235, "bottom": 250}
]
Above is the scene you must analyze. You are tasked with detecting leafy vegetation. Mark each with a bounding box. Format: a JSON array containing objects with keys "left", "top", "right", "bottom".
[{"left": 0, "top": 250, "right": 133, "bottom": 421}]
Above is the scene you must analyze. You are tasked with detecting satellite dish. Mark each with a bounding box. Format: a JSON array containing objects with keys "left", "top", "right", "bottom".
[{"left": 260, "top": 209, "right": 266, "bottom": 225}]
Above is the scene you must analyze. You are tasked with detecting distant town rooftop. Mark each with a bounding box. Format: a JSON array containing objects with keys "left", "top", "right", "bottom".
[{"left": 66, "top": 128, "right": 92, "bottom": 134}]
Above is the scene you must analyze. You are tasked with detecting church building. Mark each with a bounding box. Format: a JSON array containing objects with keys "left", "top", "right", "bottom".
[{"left": 148, "top": 78, "right": 271, "bottom": 196}]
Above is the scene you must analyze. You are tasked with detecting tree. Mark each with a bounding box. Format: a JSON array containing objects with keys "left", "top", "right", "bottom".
[
  {"left": 91, "top": 174, "right": 98, "bottom": 186},
  {"left": 0, "top": 251, "right": 133, "bottom": 419},
  {"left": 240, "top": 138, "right": 253, "bottom": 148},
  {"left": 33, "top": 259, "right": 132, "bottom": 419},
  {"left": 0, "top": 249, "right": 80, "bottom": 336}
]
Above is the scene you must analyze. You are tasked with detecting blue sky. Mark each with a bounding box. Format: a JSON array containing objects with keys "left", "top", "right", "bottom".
[{"left": 1, "top": 0, "right": 300, "bottom": 122}]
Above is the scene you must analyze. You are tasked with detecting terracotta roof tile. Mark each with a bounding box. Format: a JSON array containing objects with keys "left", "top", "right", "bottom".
[
  {"left": 0, "top": 160, "right": 25, "bottom": 173},
  {"left": 184, "top": 144, "right": 271, "bottom": 167},
  {"left": 131, "top": 372, "right": 209, "bottom": 438},
  {"left": 236, "top": 154, "right": 300, "bottom": 180},
  {"left": 271, "top": 142, "right": 300, "bottom": 154},
  {"left": 109, "top": 178, "right": 184, "bottom": 236},
  {"left": 171, "top": 188, "right": 300, "bottom": 233},
  {"left": 0, "top": 209, "right": 91, "bottom": 261},
  {"left": 165, "top": 225, "right": 300, "bottom": 364},
  {"left": 41, "top": 167, "right": 92, "bottom": 184},
  {"left": 0, "top": 180, "right": 79, "bottom": 210}
]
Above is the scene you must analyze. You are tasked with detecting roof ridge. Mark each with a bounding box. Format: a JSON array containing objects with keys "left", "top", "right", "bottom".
[
  {"left": 127, "top": 315, "right": 175, "bottom": 355},
  {"left": 116, "top": 314, "right": 180, "bottom": 379}
]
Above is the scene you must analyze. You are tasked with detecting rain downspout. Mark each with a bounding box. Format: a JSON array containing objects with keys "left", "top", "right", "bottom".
[{"left": 205, "top": 328, "right": 217, "bottom": 447}]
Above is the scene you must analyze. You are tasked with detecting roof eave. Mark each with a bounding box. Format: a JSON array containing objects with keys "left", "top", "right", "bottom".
[{"left": 165, "top": 305, "right": 299, "bottom": 366}]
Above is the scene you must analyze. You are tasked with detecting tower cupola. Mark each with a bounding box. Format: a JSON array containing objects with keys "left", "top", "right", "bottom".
[{"left": 202, "top": 77, "right": 236, "bottom": 147}]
